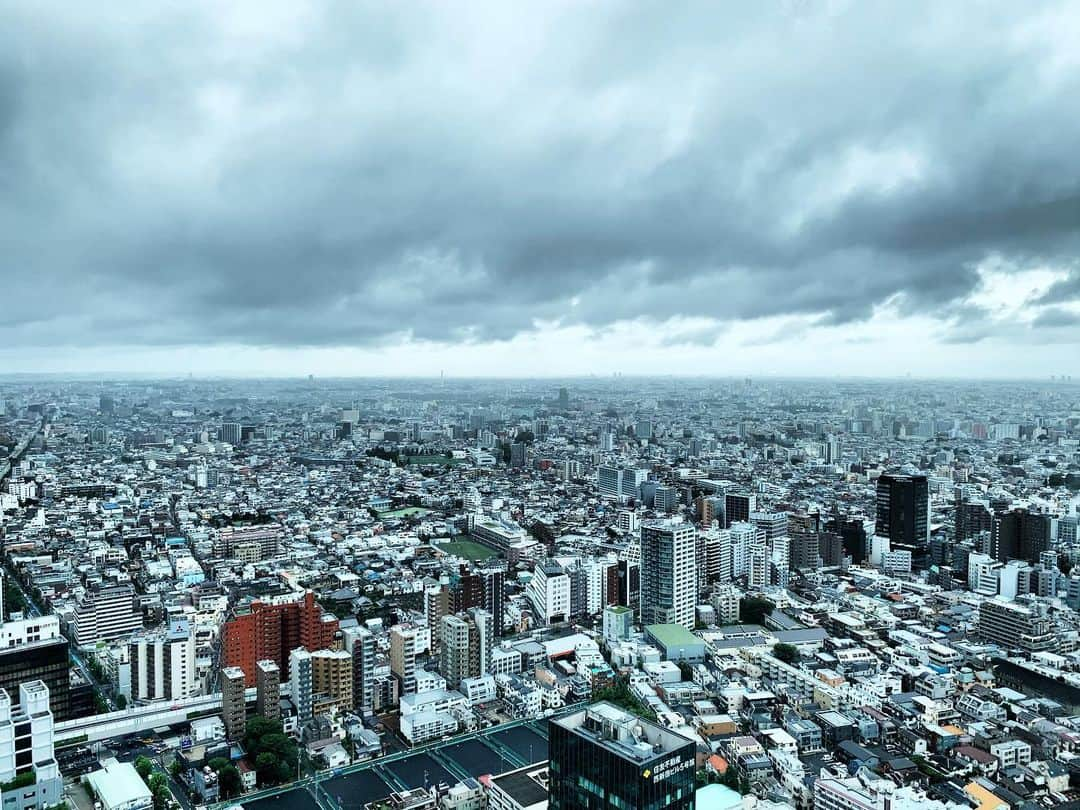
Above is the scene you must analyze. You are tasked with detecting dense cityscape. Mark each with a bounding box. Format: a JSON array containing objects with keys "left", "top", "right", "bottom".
[{"left": 0, "top": 376, "right": 1078, "bottom": 810}]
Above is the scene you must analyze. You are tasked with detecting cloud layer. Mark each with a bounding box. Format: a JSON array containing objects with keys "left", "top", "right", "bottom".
[{"left": 1, "top": 1, "right": 1079, "bottom": 367}]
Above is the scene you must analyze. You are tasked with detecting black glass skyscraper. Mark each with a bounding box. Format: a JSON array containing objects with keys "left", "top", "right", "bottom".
[
  {"left": 549, "top": 702, "right": 696, "bottom": 810},
  {"left": 875, "top": 473, "right": 930, "bottom": 570}
]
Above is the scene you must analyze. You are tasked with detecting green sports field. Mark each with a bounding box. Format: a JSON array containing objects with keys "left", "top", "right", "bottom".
[{"left": 436, "top": 540, "right": 502, "bottom": 561}]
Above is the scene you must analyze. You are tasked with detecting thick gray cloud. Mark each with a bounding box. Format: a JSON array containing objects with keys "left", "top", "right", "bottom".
[{"left": 1, "top": 0, "right": 1079, "bottom": 351}]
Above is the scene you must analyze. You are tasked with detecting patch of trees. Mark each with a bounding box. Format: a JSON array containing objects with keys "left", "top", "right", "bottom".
[
  {"left": 529, "top": 521, "right": 556, "bottom": 547},
  {"left": 738, "top": 597, "right": 775, "bottom": 625},
  {"left": 592, "top": 675, "right": 656, "bottom": 721},
  {"left": 772, "top": 643, "right": 799, "bottom": 664},
  {"left": 243, "top": 717, "right": 299, "bottom": 786},
  {"left": 134, "top": 757, "right": 172, "bottom": 810},
  {"left": 365, "top": 447, "right": 401, "bottom": 464},
  {"left": 207, "top": 757, "right": 242, "bottom": 799}
]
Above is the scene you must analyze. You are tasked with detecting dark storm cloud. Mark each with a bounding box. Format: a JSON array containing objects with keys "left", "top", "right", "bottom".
[
  {"left": 1, "top": 1, "right": 1080, "bottom": 349},
  {"left": 1032, "top": 307, "right": 1080, "bottom": 329},
  {"left": 1037, "top": 269, "right": 1080, "bottom": 304}
]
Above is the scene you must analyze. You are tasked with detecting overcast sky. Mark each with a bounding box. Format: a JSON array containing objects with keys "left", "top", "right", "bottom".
[{"left": 2, "top": 1, "right": 1079, "bottom": 378}]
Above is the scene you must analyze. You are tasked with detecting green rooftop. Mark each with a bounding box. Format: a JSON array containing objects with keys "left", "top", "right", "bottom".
[{"left": 645, "top": 623, "right": 703, "bottom": 650}]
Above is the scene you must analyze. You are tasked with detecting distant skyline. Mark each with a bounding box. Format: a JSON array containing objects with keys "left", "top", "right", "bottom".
[{"left": 2, "top": 2, "right": 1079, "bottom": 376}]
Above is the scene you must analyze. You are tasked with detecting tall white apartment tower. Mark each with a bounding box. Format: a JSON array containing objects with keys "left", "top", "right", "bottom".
[{"left": 640, "top": 520, "right": 697, "bottom": 629}]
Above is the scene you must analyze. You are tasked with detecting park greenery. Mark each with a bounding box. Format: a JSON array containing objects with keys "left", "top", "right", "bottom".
[{"left": 243, "top": 717, "right": 300, "bottom": 786}]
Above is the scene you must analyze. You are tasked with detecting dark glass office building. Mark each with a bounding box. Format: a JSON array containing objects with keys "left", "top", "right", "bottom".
[
  {"left": 824, "top": 514, "right": 869, "bottom": 564},
  {"left": 875, "top": 473, "right": 930, "bottom": 570},
  {"left": 991, "top": 508, "right": 1052, "bottom": 564},
  {"left": 0, "top": 637, "right": 71, "bottom": 720},
  {"left": 549, "top": 702, "right": 696, "bottom": 810}
]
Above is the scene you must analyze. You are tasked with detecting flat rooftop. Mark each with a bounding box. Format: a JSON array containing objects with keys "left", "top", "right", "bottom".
[
  {"left": 491, "top": 766, "right": 548, "bottom": 808},
  {"left": 552, "top": 701, "right": 693, "bottom": 764},
  {"left": 645, "top": 623, "right": 704, "bottom": 649}
]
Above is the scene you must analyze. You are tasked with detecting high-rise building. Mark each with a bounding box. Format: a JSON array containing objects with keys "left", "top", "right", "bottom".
[
  {"left": 698, "top": 495, "right": 726, "bottom": 528},
  {"left": 222, "top": 591, "right": 339, "bottom": 687},
  {"left": 724, "top": 492, "right": 756, "bottom": 527},
  {"left": 288, "top": 649, "right": 313, "bottom": 722},
  {"left": 710, "top": 585, "right": 740, "bottom": 625},
  {"left": 640, "top": 520, "right": 696, "bottom": 629},
  {"left": 875, "top": 474, "right": 930, "bottom": 570},
  {"left": 439, "top": 615, "right": 472, "bottom": 688},
  {"left": 991, "top": 508, "right": 1052, "bottom": 564},
  {"left": 598, "top": 466, "right": 648, "bottom": 501},
  {"left": 817, "top": 531, "right": 844, "bottom": 568},
  {"left": 750, "top": 511, "right": 788, "bottom": 542},
  {"left": 825, "top": 514, "right": 871, "bottom": 564},
  {"left": 956, "top": 500, "right": 993, "bottom": 544},
  {"left": 747, "top": 544, "right": 770, "bottom": 589},
  {"left": 438, "top": 608, "right": 493, "bottom": 689},
  {"left": 603, "top": 606, "right": 634, "bottom": 642},
  {"left": 526, "top": 563, "right": 571, "bottom": 625},
  {"left": 822, "top": 434, "right": 841, "bottom": 465},
  {"left": 480, "top": 567, "right": 506, "bottom": 637},
  {"left": 255, "top": 659, "right": 280, "bottom": 722},
  {"left": 221, "top": 666, "right": 247, "bottom": 741},
  {"left": 424, "top": 581, "right": 452, "bottom": 653},
  {"left": 1058, "top": 515, "right": 1079, "bottom": 545},
  {"left": 616, "top": 558, "right": 640, "bottom": 618},
  {"left": 599, "top": 431, "right": 615, "bottom": 452},
  {"left": 620, "top": 469, "right": 647, "bottom": 501},
  {"left": 220, "top": 422, "right": 243, "bottom": 445},
  {"left": 790, "top": 531, "right": 823, "bottom": 571},
  {"left": 770, "top": 534, "right": 791, "bottom": 587},
  {"left": 0, "top": 682, "right": 63, "bottom": 810},
  {"left": 342, "top": 626, "right": 376, "bottom": 715},
  {"left": 653, "top": 485, "right": 679, "bottom": 514},
  {"left": 129, "top": 616, "right": 196, "bottom": 701},
  {"left": 390, "top": 626, "right": 418, "bottom": 695},
  {"left": 729, "top": 521, "right": 764, "bottom": 580},
  {"left": 71, "top": 584, "right": 143, "bottom": 646},
  {"left": 698, "top": 529, "right": 729, "bottom": 588},
  {"left": 453, "top": 566, "right": 506, "bottom": 637},
  {"left": 310, "top": 649, "right": 353, "bottom": 715},
  {"left": 598, "top": 466, "right": 619, "bottom": 499},
  {"left": 557, "top": 387, "right": 569, "bottom": 410},
  {"left": 549, "top": 702, "right": 695, "bottom": 810},
  {"left": 977, "top": 598, "right": 1056, "bottom": 653}
]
